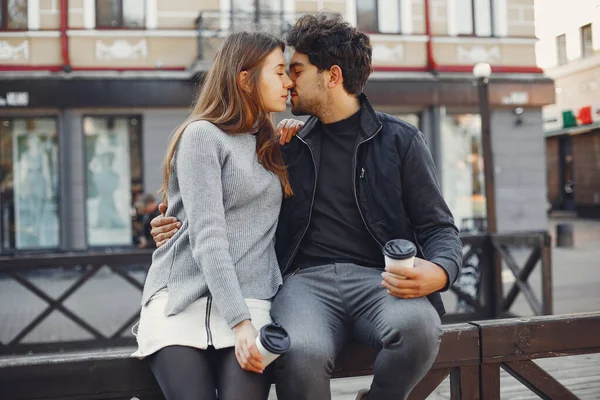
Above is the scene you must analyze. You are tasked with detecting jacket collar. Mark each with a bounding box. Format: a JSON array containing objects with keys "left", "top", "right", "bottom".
[{"left": 297, "top": 93, "right": 382, "bottom": 141}]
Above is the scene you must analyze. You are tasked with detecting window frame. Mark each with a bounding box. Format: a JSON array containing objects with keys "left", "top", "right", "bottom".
[
  {"left": 95, "top": 0, "right": 146, "bottom": 30},
  {"left": 556, "top": 34, "right": 568, "bottom": 66},
  {"left": 357, "top": 0, "right": 403, "bottom": 34},
  {"left": 82, "top": 114, "right": 144, "bottom": 249},
  {"left": 0, "top": 0, "right": 28, "bottom": 31},
  {"left": 580, "top": 23, "right": 593, "bottom": 59},
  {"left": 455, "top": 0, "right": 495, "bottom": 38},
  {"left": 0, "top": 115, "right": 62, "bottom": 254},
  {"left": 228, "top": 0, "right": 284, "bottom": 25}
]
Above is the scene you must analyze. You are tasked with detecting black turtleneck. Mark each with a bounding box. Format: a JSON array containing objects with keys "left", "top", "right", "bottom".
[{"left": 293, "top": 109, "right": 384, "bottom": 269}]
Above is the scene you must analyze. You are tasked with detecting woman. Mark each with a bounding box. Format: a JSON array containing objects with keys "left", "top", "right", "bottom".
[{"left": 132, "top": 31, "right": 294, "bottom": 400}]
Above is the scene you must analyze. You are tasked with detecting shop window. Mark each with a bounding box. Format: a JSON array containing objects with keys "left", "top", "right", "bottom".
[
  {"left": 441, "top": 113, "right": 487, "bottom": 233},
  {"left": 96, "top": 0, "right": 145, "bottom": 29},
  {"left": 0, "top": 117, "right": 60, "bottom": 251},
  {"left": 83, "top": 116, "right": 143, "bottom": 246}
]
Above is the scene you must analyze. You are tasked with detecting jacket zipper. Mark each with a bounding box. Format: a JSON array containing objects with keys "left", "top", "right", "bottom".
[
  {"left": 282, "top": 136, "right": 318, "bottom": 275},
  {"left": 353, "top": 126, "right": 384, "bottom": 247},
  {"left": 205, "top": 296, "right": 213, "bottom": 346}
]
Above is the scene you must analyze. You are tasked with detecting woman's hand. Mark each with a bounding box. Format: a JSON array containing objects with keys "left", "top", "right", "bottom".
[
  {"left": 276, "top": 119, "right": 304, "bottom": 145},
  {"left": 232, "top": 320, "right": 264, "bottom": 374}
]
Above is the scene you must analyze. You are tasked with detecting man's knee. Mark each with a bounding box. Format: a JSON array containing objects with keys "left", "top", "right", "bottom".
[
  {"left": 275, "top": 335, "right": 337, "bottom": 377},
  {"left": 383, "top": 301, "right": 442, "bottom": 355}
]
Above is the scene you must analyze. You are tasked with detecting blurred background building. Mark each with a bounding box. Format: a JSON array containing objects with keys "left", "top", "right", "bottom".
[
  {"left": 0, "top": 0, "right": 553, "bottom": 254},
  {"left": 537, "top": 0, "right": 600, "bottom": 218}
]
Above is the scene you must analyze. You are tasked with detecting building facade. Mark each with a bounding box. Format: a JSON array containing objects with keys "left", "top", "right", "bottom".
[
  {"left": 538, "top": 0, "right": 600, "bottom": 217},
  {"left": 0, "top": 0, "right": 553, "bottom": 254}
]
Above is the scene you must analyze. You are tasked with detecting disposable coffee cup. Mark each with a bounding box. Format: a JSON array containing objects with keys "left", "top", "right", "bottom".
[
  {"left": 255, "top": 322, "right": 291, "bottom": 367},
  {"left": 382, "top": 239, "right": 417, "bottom": 274}
]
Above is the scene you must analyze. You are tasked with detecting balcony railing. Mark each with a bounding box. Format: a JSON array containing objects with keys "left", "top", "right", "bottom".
[{"left": 194, "top": 10, "right": 302, "bottom": 68}]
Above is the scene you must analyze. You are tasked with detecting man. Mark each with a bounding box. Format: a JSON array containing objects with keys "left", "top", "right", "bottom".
[{"left": 151, "top": 13, "right": 462, "bottom": 400}]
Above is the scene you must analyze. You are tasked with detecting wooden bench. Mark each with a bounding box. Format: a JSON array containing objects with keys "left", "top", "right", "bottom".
[
  {"left": 476, "top": 312, "right": 600, "bottom": 399},
  {"left": 0, "top": 323, "right": 479, "bottom": 400},
  {"left": 2, "top": 313, "right": 599, "bottom": 400}
]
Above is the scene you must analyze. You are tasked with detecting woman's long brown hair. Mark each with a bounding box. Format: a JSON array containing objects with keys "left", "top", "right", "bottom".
[{"left": 160, "top": 31, "right": 293, "bottom": 201}]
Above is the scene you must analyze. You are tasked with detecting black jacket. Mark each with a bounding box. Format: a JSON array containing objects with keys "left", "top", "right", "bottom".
[{"left": 275, "top": 94, "right": 462, "bottom": 316}]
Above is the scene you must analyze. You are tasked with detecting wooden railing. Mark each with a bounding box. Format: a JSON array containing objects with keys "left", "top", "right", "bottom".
[{"left": 0, "top": 231, "right": 552, "bottom": 355}]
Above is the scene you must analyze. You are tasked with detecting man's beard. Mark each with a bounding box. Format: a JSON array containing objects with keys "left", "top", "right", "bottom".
[
  {"left": 291, "top": 101, "right": 311, "bottom": 116},
  {"left": 291, "top": 79, "right": 327, "bottom": 117},
  {"left": 291, "top": 92, "right": 325, "bottom": 117}
]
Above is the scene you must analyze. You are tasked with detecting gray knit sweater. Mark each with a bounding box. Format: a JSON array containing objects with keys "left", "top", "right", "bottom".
[{"left": 140, "top": 120, "right": 283, "bottom": 328}]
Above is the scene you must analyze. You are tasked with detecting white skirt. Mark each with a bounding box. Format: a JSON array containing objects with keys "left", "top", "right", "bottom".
[{"left": 132, "top": 289, "right": 272, "bottom": 359}]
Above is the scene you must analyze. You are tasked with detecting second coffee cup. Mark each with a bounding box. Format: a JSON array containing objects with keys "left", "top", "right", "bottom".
[{"left": 255, "top": 322, "right": 291, "bottom": 368}]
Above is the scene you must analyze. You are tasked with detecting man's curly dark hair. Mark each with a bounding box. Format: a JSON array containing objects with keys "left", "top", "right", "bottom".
[{"left": 286, "top": 13, "right": 373, "bottom": 96}]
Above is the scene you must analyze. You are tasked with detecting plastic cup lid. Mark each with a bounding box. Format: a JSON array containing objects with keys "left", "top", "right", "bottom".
[
  {"left": 382, "top": 239, "right": 417, "bottom": 260},
  {"left": 259, "top": 323, "right": 291, "bottom": 354}
]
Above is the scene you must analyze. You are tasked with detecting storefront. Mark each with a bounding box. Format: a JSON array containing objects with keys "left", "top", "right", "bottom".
[
  {"left": 365, "top": 72, "right": 554, "bottom": 233},
  {"left": 545, "top": 105, "right": 600, "bottom": 218},
  {"left": 0, "top": 77, "right": 193, "bottom": 253},
  {"left": 0, "top": 71, "right": 554, "bottom": 254}
]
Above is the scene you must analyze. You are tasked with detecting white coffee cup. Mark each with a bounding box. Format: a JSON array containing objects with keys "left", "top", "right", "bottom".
[
  {"left": 255, "top": 323, "right": 291, "bottom": 367},
  {"left": 382, "top": 239, "right": 417, "bottom": 275}
]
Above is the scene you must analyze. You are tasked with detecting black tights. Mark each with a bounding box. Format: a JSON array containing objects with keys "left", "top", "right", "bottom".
[{"left": 148, "top": 345, "right": 271, "bottom": 400}]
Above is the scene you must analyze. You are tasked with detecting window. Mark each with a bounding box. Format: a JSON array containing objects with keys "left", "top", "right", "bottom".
[
  {"left": 96, "top": 0, "right": 145, "bottom": 29},
  {"left": 581, "top": 24, "right": 593, "bottom": 58},
  {"left": 357, "top": 0, "right": 402, "bottom": 34},
  {"left": 0, "top": 118, "right": 60, "bottom": 252},
  {"left": 83, "top": 116, "right": 143, "bottom": 247},
  {"left": 0, "top": 0, "right": 28, "bottom": 30},
  {"left": 556, "top": 34, "right": 567, "bottom": 66},
  {"left": 227, "top": 0, "right": 286, "bottom": 32},
  {"left": 441, "top": 113, "right": 487, "bottom": 232},
  {"left": 455, "top": 0, "right": 493, "bottom": 37}
]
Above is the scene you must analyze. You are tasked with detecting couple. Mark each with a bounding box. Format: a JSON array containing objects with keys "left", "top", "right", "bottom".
[{"left": 134, "top": 13, "right": 462, "bottom": 400}]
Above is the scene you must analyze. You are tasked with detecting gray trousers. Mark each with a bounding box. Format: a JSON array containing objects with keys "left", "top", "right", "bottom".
[{"left": 271, "top": 263, "right": 442, "bottom": 400}]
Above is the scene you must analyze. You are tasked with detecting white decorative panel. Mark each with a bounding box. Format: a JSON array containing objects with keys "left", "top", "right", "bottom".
[
  {"left": 372, "top": 43, "right": 404, "bottom": 63},
  {"left": 0, "top": 41, "right": 29, "bottom": 61},
  {"left": 95, "top": 39, "right": 148, "bottom": 60},
  {"left": 457, "top": 45, "right": 500, "bottom": 63}
]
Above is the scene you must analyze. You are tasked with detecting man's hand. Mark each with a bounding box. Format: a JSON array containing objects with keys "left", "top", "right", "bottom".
[
  {"left": 381, "top": 257, "right": 448, "bottom": 298},
  {"left": 276, "top": 119, "right": 304, "bottom": 145},
  {"left": 150, "top": 202, "right": 181, "bottom": 247}
]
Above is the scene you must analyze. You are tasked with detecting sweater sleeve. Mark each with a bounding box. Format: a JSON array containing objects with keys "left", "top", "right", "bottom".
[{"left": 175, "top": 121, "right": 251, "bottom": 328}]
